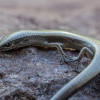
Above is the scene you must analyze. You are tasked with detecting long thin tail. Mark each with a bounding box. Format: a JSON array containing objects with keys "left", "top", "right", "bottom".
[{"left": 50, "top": 55, "right": 100, "bottom": 100}]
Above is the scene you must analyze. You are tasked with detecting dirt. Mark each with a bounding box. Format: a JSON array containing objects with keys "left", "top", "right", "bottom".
[{"left": 0, "top": 0, "right": 100, "bottom": 100}]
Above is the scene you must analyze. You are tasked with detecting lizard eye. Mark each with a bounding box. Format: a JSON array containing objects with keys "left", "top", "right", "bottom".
[{"left": 3, "top": 43, "right": 11, "bottom": 47}]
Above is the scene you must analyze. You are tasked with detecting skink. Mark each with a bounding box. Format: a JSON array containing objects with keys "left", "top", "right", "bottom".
[{"left": 0, "top": 30, "right": 100, "bottom": 100}]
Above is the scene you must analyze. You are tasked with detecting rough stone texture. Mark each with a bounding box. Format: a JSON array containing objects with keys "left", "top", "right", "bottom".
[{"left": 0, "top": 0, "right": 100, "bottom": 100}]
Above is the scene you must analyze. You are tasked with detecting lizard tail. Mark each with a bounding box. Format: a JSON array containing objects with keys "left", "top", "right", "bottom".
[{"left": 50, "top": 49, "right": 100, "bottom": 100}]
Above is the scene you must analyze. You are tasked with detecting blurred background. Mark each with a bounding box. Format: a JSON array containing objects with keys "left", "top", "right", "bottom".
[{"left": 0, "top": 0, "right": 100, "bottom": 39}]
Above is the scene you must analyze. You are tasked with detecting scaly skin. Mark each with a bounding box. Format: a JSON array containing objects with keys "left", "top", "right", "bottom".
[{"left": 0, "top": 30, "right": 100, "bottom": 100}]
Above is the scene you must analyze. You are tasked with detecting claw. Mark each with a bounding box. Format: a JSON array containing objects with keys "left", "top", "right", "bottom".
[
  {"left": 60, "top": 54, "right": 78, "bottom": 64},
  {"left": 66, "top": 57, "right": 78, "bottom": 62},
  {"left": 72, "top": 61, "right": 81, "bottom": 73},
  {"left": 60, "top": 56, "right": 65, "bottom": 64}
]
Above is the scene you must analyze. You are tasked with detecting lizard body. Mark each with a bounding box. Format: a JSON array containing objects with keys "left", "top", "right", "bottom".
[{"left": 0, "top": 30, "right": 100, "bottom": 100}]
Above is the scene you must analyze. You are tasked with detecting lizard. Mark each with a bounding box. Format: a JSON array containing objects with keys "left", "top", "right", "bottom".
[{"left": 0, "top": 30, "right": 100, "bottom": 100}]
